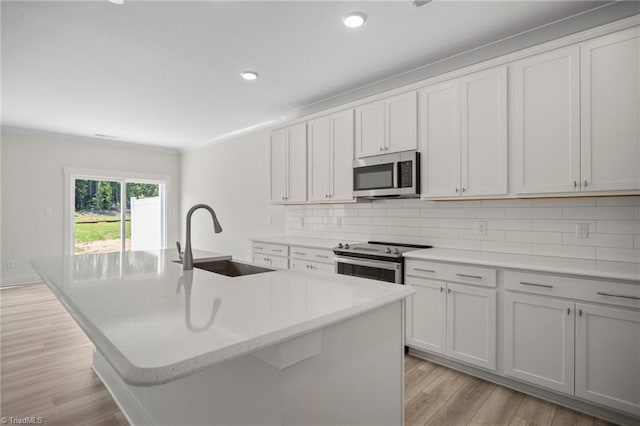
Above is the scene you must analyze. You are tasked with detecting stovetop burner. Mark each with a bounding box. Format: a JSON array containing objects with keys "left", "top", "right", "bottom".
[{"left": 333, "top": 241, "right": 432, "bottom": 260}]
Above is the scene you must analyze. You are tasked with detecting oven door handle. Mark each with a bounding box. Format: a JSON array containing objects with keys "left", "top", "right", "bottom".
[{"left": 335, "top": 256, "right": 401, "bottom": 271}]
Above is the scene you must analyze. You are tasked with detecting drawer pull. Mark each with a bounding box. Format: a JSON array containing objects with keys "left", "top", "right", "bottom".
[
  {"left": 596, "top": 292, "right": 640, "bottom": 300},
  {"left": 254, "top": 246, "right": 264, "bottom": 250},
  {"left": 456, "top": 273, "right": 482, "bottom": 279},
  {"left": 414, "top": 268, "right": 435, "bottom": 273},
  {"left": 272, "top": 249, "right": 283, "bottom": 253},
  {"left": 440, "top": 286, "right": 444, "bottom": 293},
  {"left": 293, "top": 251, "right": 306, "bottom": 255},
  {"left": 315, "top": 254, "right": 329, "bottom": 259},
  {"left": 520, "top": 281, "right": 553, "bottom": 289}
]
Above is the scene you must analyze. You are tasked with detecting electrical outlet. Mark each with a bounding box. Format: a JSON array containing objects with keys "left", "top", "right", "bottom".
[
  {"left": 298, "top": 216, "right": 305, "bottom": 227},
  {"left": 475, "top": 220, "right": 487, "bottom": 235},
  {"left": 575, "top": 223, "right": 589, "bottom": 239},
  {"left": 264, "top": 216, "right": 272, "bottom": 225},
  {"left": 44, "top": 207, "right": 53, "bottom": 216},
  {"left": 7, "top": 260, "right": 16, "bottom": 269}
]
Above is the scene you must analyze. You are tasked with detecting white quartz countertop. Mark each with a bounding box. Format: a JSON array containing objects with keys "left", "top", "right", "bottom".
[
  {"left": 404, "top": 248, "right": 640, "bottom": 282},
  {"left": 31, "top": 249, "right": 413, "bottom": 386},
  {"left": 250, "top": 235, "right": 362, "bottom": 250}
]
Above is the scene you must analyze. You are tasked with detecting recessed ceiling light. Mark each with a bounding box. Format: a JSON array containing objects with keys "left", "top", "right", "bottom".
[
  {"left": 343, "top": 12, "right": 366, "bottom": 29},
  {"left": 109, "top": 0, "right": 124, "bottom": 4},
  {"left": 240, "top": 71, "right": 259, "bottom": 81}
]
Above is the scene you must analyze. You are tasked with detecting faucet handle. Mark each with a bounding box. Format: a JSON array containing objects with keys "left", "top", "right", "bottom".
[{"left": 176, "top": 241, "right": 184, "bottom": 260}]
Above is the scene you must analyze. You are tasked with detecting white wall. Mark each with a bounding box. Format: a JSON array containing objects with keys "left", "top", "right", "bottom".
[
  {"left": 0, "top": 127, "right": 181, "bottom": 285},
  {"left": 180, "top": 130, "right": 285, "bottom": 262},
  {"left": 286, "top": 197, "right": 640, "bottom": 263}
]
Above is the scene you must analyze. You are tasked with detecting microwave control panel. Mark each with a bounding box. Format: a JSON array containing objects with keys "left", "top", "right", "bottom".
[{"left": 398, "top": 161, "right": 413, "bottom": 188}]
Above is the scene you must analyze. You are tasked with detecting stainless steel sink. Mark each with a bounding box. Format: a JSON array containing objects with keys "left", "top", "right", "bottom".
[{"left": 192, "top": 259, "right": 275, "bottom": 277}]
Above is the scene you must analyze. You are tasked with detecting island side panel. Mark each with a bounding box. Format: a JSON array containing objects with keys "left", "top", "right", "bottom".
[{"left": 93, "top": 301, "right": 405, "bottom": 426}]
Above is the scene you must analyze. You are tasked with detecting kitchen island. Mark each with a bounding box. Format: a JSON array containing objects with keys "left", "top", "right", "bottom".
[{"left": 31, "top": 249, "right": 414, "bottom": 426}]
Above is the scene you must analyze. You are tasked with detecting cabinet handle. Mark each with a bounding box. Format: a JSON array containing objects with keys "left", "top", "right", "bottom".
[
  {"left": 440, "top": 286, "right": 444, "bottom": 292},
  {"left": 254, "top": 246, "right": 264, "bottom": 250},
  {"left": 462, "top": 188, "right": 466, "bottom": 193},
  {"left": 272, "top": 249, "right": 283, "bottom": 253},
  {"left": 596, "top": 292, "right": 640, "bottom": 300},
  {"left": 456, "top": 273, "right": 482, "bottom": 279},
  {"left": 379, "top": 147, "right": 384, "bottom": 151},
  {"left": 315, "top": 254, "right": 329, "bottom": 259},
  {"left": 584, "top": 180, "right": 588, "bottom": 187},
  {"left": 455, "top": 187, "right": 459, "bottom": 193},
  {"left": 414, "top": 268, "right": 435, "bottom": 273},
  {"left": 447, "top": 288, "right": 451, "bottom": 294},
  {"left": 306, "top": 264, "right": 310, "bottom": 269},
  {"left": 579, "top": 309, "right": 583, "bottom": 317},
  {"left": 574, "top": 181, "right": 578, "bottom": 188},
  {"left": 384, "top": 146, "right": 388, "bottom": 151},
  {"left": 293, "top": 251, "right": 306, "bottom": 255},
  {"left": 520, "top": 281, "right": 553, "bottom": 289},
  {"left": 567, "top": 307, "right": 571, "bottom": 315}
]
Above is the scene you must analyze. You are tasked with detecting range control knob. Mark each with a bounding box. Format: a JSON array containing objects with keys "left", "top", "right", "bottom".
[
  {"left": 338, "top": 243, "right": 344, "bottom": 249},
  {"left": 385, "top": 247, "right": 392, "bottom": 254},
  {"left": 344, "top": 243, "right": 350, "bottom": 249}
]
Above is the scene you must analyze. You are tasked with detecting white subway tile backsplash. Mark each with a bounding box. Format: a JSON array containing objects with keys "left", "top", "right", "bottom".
[
  {"left": 596, "top": 247, "right": 640, "bottom": 263},
  {"left": 532, "top": 244, "right": 596, "bottom": 260},
  {"left": 596, "top": 220, "right": 640, "bottom": 235},
  {"left": 506, "top": 208, "right": 563, "bottom": 219},
  {"left": 595, "top": 196, "right": 640, "bottom": 206},
  {"left": 561, "top": 232, "right": 634, "bottom": 248},
  {"left": 532, "top": 220, "right": 596, "bottom": 233},
  {"left": 386, "top": 208, "right": 419, "bottom": 217},
  {"left": 563, "top": 206, "right": 634, "bottom": 220},
  {"left": 506, "top": 231, "right": 562, "bottom": 244},
  {"left": 285, "top": 196, "right": 639, "bottom": 263}
]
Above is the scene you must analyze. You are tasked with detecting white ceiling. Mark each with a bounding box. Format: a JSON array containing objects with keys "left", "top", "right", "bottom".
[{"left": 1, "top": 1, "right": 615, "bottom": 149}]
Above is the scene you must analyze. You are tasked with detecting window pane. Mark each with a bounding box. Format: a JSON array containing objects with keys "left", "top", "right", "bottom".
[
  {"left": 74, "top": 179, "right": 123, "bottom": 254},
  {"left": 126, "top": 182, "right": 163, "bottom": 251}
]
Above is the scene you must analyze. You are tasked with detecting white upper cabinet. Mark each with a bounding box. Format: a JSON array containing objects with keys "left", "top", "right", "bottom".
[
  {"left": 460, "top": 66, "right": 508, "bottom": 197},
  {"left": 307, "top": 117, "right": 331, "bottom": 202},
  {"left": 355, "top": 101, "right": 385, "bottom": 158},
  {"left": 419, "top": 81, "right": 461, "bottom": 198},
  {"left": 514, "top": 46, "right": 581, "bottom": 195},
  {"left": 270, "top": 123, "right": 307, "bottom": 204},
  {"left": 308, "top": 110, "right": 355, "bottom": 203},
  {"left": 355, "top": 92, "right": 417, "bottom": 158},
  {"left": 420, "top": 66, "right": 507, "bottom": 199},
  {"left": 270, "top": 128, "right": 288, "bottom": 204},
  {"left": 385, "top": 91, "right": 418, "bottom": 154},
  {"left": 329, "top": 110, "right": 355, "bottom": 201},
  {"left": 580, "top": 26, "right": 640, "bottom": 192}
]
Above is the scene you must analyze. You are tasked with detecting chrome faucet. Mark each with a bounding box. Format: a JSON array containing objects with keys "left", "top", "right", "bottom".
[{"left": 178, "top": 203, "right": 223, "bottom": 270}]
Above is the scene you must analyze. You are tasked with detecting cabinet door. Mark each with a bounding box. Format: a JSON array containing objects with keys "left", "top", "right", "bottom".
[
  {"left": 581, "top": 27, "right": 640, "bottom": 192},
  {"left": 446, "top": 283, "right": 496, "bottom": 370},
  {"left": 461, "top": 66, "right": 508, "bottom": 197},
  {"left": 308, "top": 117, "right": 331, "bottom": 202},
  {"left": 514, "top": 46, "right": 581, "bottom": 194},
  {"left": 504, "top": 293, "right": 574, "bottom": 394},
  {"left": 287, "top": 123, "right": 307, "bottom": 203},
  {"left": 355, "top": 100, "right": 385, "bottom": 158},
  {"left": 330, "top": 110, "right": 355, "bottom": 201},
  {"left": 405, "top": 277, "right": 447, "bottom": 354},
  {"left": 385, "top": 91, "right": 417, "bottom": 154},
  {"left": 290, "top": 258, "right": 310, "bottom": 272},
  {"left": 418, "top": 82, "right": 461, "bottom": 198},
  {"left": 575, "top": 303, "right": 640, "bottom": 415},
  {"left": 270, "top": 129, "right": 288, "bottom": 204}
]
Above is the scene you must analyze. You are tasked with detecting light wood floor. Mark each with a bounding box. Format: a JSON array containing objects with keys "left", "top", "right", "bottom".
[{"left": 1, "top": 283, "right": 616, "bottom": 426}]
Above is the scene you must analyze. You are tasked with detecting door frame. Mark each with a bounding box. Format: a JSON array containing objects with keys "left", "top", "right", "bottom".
[{"left": 64, "top": 167, "right": 171, "bottom": 255}]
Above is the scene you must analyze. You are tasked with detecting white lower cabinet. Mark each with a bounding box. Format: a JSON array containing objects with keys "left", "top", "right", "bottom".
[
  {"left": 290, "top": 258, "right": 334, "bottom": 274},
  {"left": 252, "top": 254, "right": 288, "bottom": 270},
  {"left": 406, "top": 275, "right": 496, "bottom": 370},
  {"left": 504, "top": 292, "right": 575, "bottom": 394},
  {"left": 575, "top": 303, "right": 640, "bottom": 416}
]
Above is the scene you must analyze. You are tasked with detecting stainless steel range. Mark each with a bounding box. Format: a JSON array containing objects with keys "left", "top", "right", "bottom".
[{"left": 333, "top": 241, "right": 432, "bottom": 284}]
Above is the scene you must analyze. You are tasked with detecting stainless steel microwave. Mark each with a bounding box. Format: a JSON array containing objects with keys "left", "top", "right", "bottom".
[{"left": 353, "top": 150, "right": 420, "bottom": 199}]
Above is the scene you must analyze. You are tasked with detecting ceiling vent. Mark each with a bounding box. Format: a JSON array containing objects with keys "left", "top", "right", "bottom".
[{"left": 409, "top": 0, "right": 432, "bottom": 7}]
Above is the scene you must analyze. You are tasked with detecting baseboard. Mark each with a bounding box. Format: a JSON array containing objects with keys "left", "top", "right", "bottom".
[
  {"left": 0, "top": 279, "right": 43, "bottom": 288},
  {"left": 408, "top": 348, "right": 639, "bottom": 426}
]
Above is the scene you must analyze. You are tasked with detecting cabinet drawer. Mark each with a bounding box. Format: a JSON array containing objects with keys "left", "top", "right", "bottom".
[
  {"left": 290, "top": 246, "right": 334, "bottom": 263},
  {"left": 253, "top": 254, "right": 288, "bottom": 270},
  {"left": 504, "top": 271, "right": 640, "bottom": 309},
  {"left": 252, "top": 242, "right": 288, "bottom": 257},
  {"left": 406, "top": 260, "right": 496, "bottom": 288},
  {"left": 291, "top": 258, "right": 334, "bottom": 274}
]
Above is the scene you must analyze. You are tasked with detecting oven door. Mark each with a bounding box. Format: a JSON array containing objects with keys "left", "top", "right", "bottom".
[{"left": 334, "top": 256, "right": 402, "bottom": 284}]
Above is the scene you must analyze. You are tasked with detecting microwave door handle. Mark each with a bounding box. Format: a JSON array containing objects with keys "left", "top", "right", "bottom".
[{"left": 394, "top": 161, "right": 400, "bottom": 189}]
